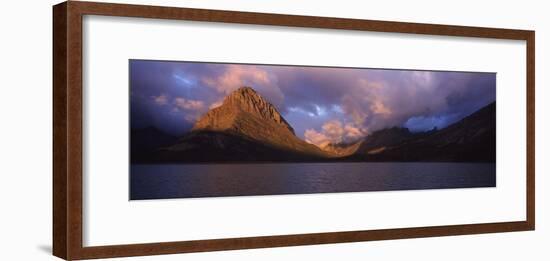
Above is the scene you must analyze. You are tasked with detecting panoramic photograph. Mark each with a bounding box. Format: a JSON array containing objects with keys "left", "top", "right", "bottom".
[{"left": 129, "top": 60, "right": 496, "bottom": 200}]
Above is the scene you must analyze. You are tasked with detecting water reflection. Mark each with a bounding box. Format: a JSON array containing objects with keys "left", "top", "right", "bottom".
[{"left": 130, "top": 162, "right": 496, "bottom": 200}]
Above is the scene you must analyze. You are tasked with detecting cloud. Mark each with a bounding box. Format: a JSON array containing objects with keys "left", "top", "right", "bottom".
[
  {"left": 304, "top": 120, "right": 366, "bottom": 146},
  {"left": 341, "top": 94, "right": 370, "bottom": 126},
  {"left": 304, "top": 129, "right": 330, "bottom": 147},
  {"left": 322, "top": 120, "right": 345, "bottom": 143},
  {"left": 370, "top": 100, "right": 392, "bottom": 115},
  {"left": 201, "top": 64, "right": 285, "bottom": 108},
  {"left": 344, "top": 123, "right": 366, "bottom": 139},
  {"left": 202, "top": 65, "right": 270, "bottom": 94},
  {"left": 317, "top": 70, "right": 495, "bottom": 133},
  {"left": 171, "top": 97, "right": 207, "bottom": 123},
  {"left": 174, "top": 97, "right": 205, "bottom": 111},
  {"left": 131, "top": 60, "right": 496, "bottom": 137},
  {"left": 151, "top": 94, "right": 168, "bottom": 106}
]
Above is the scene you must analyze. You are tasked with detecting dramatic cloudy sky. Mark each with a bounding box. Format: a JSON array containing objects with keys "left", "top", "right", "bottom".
[{"left": 130, "top": 60, "right": 496, "bottom": 146}]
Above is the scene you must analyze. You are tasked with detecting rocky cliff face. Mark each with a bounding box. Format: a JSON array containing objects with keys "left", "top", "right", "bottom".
[{"left": 193, "top": 87, "right": 295, "bottom": 134}]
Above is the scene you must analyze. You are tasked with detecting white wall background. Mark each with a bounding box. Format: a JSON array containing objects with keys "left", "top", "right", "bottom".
[{"left": 0, "top": 0, "right": 547, "bottom": 260}]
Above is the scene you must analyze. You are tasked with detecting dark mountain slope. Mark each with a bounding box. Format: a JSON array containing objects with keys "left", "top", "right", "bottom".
[
  {"left": 130, "top": 126, "right": 177, "bottom": 163},
  {"left": 361, "top": 102, "right": 496, "bottom": 162}
]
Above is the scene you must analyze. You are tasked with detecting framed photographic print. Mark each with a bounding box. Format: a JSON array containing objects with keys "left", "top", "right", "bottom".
[{"left": 53, "top": 1, "right": 535, "bottom": 260}]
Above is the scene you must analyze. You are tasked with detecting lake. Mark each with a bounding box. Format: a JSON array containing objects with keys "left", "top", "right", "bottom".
[{"left": 130, "top": 162, "right": 496, "bottom": 200}]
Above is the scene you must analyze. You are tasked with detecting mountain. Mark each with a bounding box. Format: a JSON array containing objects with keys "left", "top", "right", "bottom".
[
  {"left": 130, "top": 86, "right": 496, "bottom": 163},
  {"left": 193, "top": 86, "right": 295, "bottom": 135},
  {"left": 355, "top": 102, "right": 496, "bottom": 162},
  {"left": 320, "top": 141, "right": 363, "bottom": 156},
  {"left": 130, "top": 126, "right": 177, "bottom": 163},
  {"left": 153, "top": 87, "right": 330, "bottom": 162},
  {"left": 357, "top": 127, "right": 416, "bottom": 154}
]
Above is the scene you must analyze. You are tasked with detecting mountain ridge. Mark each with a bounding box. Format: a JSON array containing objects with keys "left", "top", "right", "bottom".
[
  {"left": 193, "top": 87, "right": 295, "bottom": 134},
  {"left": 147, "top": 86, "right": 330, "bottom": 162},
  {"left": 130, "top": 87, "right": 496, "bottom": 163},
  {"left": 351, "top": 102, "right": 496, "bottom": 162}
]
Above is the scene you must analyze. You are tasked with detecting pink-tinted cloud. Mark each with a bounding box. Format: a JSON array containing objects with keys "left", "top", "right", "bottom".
[
  {"left": 151, "top": 94, "right": 168, "bottom": 106},
  {"left": 170, "top": 97, "right": 207, "bottom": 123},
  {"left": 202, "top": 65, "right": 270, "bottom": 93},
  {"left": 305, "top": 120, "right": 367, "bottom": 146},
  {"left": 201, "top": 64, "right": 285, "bottom": 107},
  {"left": 344, "top": 123, "right": 366, "bottom": 139},
  {"left": 304, "top": 129, "right": 330, "bottom": 147},
  {"left": 174, "top": 97, "right": 205, "bottom": 111}
]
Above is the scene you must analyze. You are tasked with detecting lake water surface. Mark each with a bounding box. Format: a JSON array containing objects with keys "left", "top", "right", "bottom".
[{"left": 130, "top": 162, "right": 496, "bottom": 200}]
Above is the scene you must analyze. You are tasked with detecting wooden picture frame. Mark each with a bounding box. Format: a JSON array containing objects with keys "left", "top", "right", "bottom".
[{"left": 53, "top": 1, "right": 535, "bottom": 260}]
